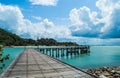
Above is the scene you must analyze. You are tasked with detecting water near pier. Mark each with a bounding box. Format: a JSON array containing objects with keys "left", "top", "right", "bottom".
[
  {"left": 58, "top": 46, "right": 120, "bottom": 69},
  {"left": 0, "top": 46, "right": 120, "bottom": 74},
  {"left": 0, "top": 48, "right": 24, "bottom": 74}
]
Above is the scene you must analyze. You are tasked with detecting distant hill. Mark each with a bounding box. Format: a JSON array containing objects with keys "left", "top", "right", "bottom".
[
  {"left": 0, "top": 28, "right": 26, "bottom": 46},
  {"left": 0, "top": 28, "right": 79, "bottom": 46}
]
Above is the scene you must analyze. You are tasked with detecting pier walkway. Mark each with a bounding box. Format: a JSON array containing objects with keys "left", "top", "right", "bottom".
[{"left": 1, "top": 49, "right": 95, "bottom": 78}]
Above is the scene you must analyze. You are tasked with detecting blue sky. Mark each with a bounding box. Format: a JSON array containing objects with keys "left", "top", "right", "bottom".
[
  {"left": 0, "top": 0, "right": 120, "bottom": 45},
  {"left": 0, "top": 0, "right": 98, "bottom": 22}
]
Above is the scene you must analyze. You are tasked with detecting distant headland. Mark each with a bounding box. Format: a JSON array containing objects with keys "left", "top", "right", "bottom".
[{"left": 0, "top": 28, "right": 79, "bottom": 46}]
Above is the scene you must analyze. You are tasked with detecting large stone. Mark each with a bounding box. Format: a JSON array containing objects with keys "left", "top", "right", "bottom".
[
  {"left": 116, "top": 71, "right": 120, "bottom": 74},
  {"left": 99, "top": 75, "right": 107, "bottom": 78},
  {"left": 101, "top": 72, "right": 110, "bottom": 76}
]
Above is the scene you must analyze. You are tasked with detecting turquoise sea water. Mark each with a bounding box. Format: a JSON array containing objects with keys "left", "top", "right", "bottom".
[
  {"left": 0, "top": 48, "right": 24, "bottom": 74},
  {"left": 58, "top": 46, "right": 120, "bottom": 69},
  {"left": 0, "top": 46, "right": 120, "bottom": 74}
]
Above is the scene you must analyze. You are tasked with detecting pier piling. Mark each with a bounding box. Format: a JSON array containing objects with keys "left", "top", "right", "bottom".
[{"left": 35, "top": 46, "right": 90, "bottom": 58}]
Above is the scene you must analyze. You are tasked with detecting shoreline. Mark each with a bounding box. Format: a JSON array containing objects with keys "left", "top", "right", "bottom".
[{"left": 84, "top": 66, "right": 120, "bottom": 78}]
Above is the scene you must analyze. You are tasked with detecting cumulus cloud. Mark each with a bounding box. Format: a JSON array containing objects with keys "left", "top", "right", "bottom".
[
  {"left": 69, "top": 0, "right": 120, "bottom": 38},
  {"left": 0, "top": 0, "right": 120, "bottom": 45},
  {"left": 29, "top": 0, "right": 58, "bottom": 6},
  {"left": 0, "top": 4, "right": 71, "bottom": 39},
  {"left": 0, "top": 4, "right": 24, "bottom": 30},
  {"left": 69, "top": 6, "right": 102, "bottom": 38},
  {"left": 98, "top": 0, "right": 120, "bottom": 38}
]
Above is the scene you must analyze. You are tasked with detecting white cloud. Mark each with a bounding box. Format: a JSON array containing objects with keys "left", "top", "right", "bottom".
[
  {"left": 29, "top": 0, "right": 58, "bottom": 6},
  {"left": 0, "top": 4, "right": 26, "bottom": 32},
  {"left": 0, "top": 0, "right": 120, "bottom": 45},
  {"left": 69, "top": 0, "right": 120, "bottom": 38},
  {"left": 97, "top": 0, "right": 120, "bottom": 38},
  {"left": 0, "top": 4, "right": 71, "bottom": 40},
  {"left": 76, "top": 37, "right": 120, "bottom": 45},
  {"left": 69, "top": 6, "right": 101, "bottom": 37},
  {"left": 32, "top": 16, "right": 42, "bottom": 21}
]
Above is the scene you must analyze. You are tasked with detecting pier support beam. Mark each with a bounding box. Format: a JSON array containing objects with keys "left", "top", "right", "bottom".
[{"left": 37, "top": 46, "right": 90, "bottom": 57}]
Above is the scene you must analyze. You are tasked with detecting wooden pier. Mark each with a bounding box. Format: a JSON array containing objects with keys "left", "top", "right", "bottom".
[
  {"left": 35, "top": 46, "right": 90, "bottom": 57},
  {"left": 1, "top": 49, "right": 95, "bottom": 78}
]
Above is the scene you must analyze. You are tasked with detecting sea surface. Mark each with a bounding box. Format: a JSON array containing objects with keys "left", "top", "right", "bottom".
[
  {"left": 0, "top": 46, "right": 120, "bottom": 74},
  {"left": 58, "top": 46, "right": 120, "bottom": 69},
  {"left": 0, "top": 48, "right": 24, "bottom": 74}
]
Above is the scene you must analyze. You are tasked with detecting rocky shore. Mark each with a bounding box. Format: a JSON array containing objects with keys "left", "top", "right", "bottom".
[{"left": 85, "top": 66, "right": 120, "bottom": 78}]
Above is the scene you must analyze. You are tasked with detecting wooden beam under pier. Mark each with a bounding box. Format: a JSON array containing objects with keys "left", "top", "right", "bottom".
[{"left": 35, "top": 46, "right": 90, "bottom": 57}]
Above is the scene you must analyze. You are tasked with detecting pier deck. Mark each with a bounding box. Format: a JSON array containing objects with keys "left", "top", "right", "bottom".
[{"left": 1, "top": 49, "right": 95, "bottom": 78}]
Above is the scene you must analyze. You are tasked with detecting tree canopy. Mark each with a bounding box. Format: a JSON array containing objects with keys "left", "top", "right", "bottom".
[{"left": 0, "top": 28, "right": 79, "bottom": 46}]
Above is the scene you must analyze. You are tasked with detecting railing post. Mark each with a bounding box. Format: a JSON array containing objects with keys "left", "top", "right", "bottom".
[{"left": 66, "top": 48, "right": 69, "bottom": 56}]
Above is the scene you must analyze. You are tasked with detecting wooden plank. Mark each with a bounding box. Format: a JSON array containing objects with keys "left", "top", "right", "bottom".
[{"left": 1, "top": 49, "right": 95, "bottom": 78}]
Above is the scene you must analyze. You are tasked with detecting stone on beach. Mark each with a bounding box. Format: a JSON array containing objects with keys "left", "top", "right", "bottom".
[{"left": 99, "top": 75, "right": 107, "bottom": 78}]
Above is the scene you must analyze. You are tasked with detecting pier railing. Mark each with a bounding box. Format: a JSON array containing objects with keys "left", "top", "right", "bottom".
[
  {"left": 33, "top": 46, "right": 90, "bottom": 57},
  {"left": 11, "top": 46, "right": 90, "bottom": 57}
]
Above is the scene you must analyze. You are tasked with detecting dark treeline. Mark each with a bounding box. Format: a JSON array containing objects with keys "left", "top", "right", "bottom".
[
  {"left": 0, "top": 28, "right": 25, "bottom": 46},
  {"left": 0, "top": 28, "right": 79, "bottom": 46},
  {"left": 37, "top": 38, "right": 78, "bottom": 46}
]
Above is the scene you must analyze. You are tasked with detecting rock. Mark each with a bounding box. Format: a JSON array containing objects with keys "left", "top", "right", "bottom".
[
  {"left": 102, "top": 72, "right": 110, "bottom": 75},
  {"left": 103, "top": 66, "right": 107, "bottom": 69},
  {"left": 116, "top": 71, "right": 120, "bottom": 74},
  {"left": 85, "top": 66, "right": 120, "bottom": 78},
  {"left": 99, "top": 75, "right": 107, "bottom": 78},
  {"left": 111, "top": 70, "right": 115, "bottom": 73},
  {"left": 114, "top": 73, "right": 120, "bottom": 77},
  {"left": 95, "top": 70, "right": 101, "bottom": 74}
]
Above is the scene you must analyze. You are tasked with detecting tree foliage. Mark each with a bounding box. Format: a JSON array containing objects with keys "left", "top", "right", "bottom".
[{"left": 0, "top": 28, "right": 79, "bottom": 46}]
